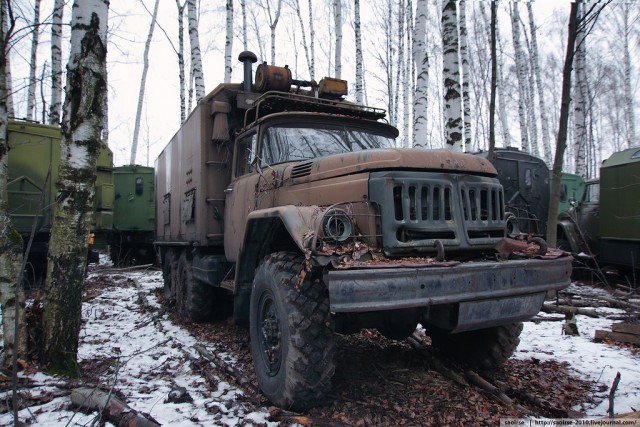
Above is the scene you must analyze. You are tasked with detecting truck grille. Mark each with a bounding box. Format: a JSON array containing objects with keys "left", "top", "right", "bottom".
[{"left": 369, "top": 171, "right": 506, "bottom": 256}]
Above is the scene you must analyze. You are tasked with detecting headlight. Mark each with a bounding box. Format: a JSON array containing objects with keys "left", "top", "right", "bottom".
[{"left": 322, "top": 209, "right": 353, "bottom": 243}]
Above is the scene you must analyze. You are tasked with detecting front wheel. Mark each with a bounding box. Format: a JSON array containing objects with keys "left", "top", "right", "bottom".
[
  {"left": 428, "top": 322, "right": 523, "bottom": 370},
  {"left": 250, "top": 252, "right": 335, "bottom": 411}
]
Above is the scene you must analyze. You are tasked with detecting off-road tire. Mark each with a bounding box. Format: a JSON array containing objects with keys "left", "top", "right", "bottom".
[
  {"left": 162, "top": 249, "right": 179, "bottom": 300},
  {"left": 428, "top": 322, "right": 523, "bottom": 370},
  {"left": 250, "top": 252, "right": 335, "bottom": 411},
  {"left": 176, "top": 251, "right": 215, "bottom": 322}
]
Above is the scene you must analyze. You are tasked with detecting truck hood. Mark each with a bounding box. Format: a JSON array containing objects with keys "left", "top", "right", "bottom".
[{"left": 284, "top": 148, "right": 497, "bottom": 182}]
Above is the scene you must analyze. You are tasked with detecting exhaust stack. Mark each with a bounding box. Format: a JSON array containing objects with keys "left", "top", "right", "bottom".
[{"left": 238, "top": 51, "right": 257, "bottom": 92}]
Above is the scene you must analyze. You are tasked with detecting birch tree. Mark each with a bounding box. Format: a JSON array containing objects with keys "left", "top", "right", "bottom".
[
  {"left": 224, "top": 0, "right": 233, "bottom": 83},
  {"left": 620, "top": 4, "right": 636, "bottom": 149},
  {"left": 42, "top": 0, "right": 109, "bottom": 375},
  {"left": 176, "top": 0, "right": 187, "bottom": 123},
  {"left": 394, "top": 0, "right": 405, "bottom": 145},
  {"left": 442, "top": 0, "right": 463, "bottom": 151},
  {"left": 509, "top": 2, "right": 530, "bottom": 153},
  {"left": 354, "top": 0, "right": 363, "bottom": 103},
  {"left": 241, "top": 0, "right": 247, "bottom": 50},
  {"left": 288, "top": 0, "right": 314, "bottom": 80},
  {"left": 487, "top": 0, "right": 497, "bottom": 161},
  {"left": 187, "top": 0, "right": 205, "bottom": 101},
  {"left": 573, "top": 2, "right": 588, "bottom": 176},
  {"left": 256, "top": 0, "right": 283, "bottom": 65},
  {"left": 130, "top": 0, "right": 160, "bottom": 166},
  {"left": 0, "top": 0, "right": 26, "bottom": 369},
  {"left": 458, "top": 0, "right": 471, "bottom": 151},
  {"left": 26, "top": 0, "right": 42, "bottom": 121},
  {"left": 333, "top": 0, "right": 342, "bottom": 79},
  {"left": 49, "top": 0, "right": 64, "bottom": 124},
  {"left": 412, "top": 0, "right": 428, "bottom": 148},
  {"left": 527, "top": 2, "right": 552, "bottom": 164},
  {"left": 1, "top": 6, "right": 12, "bottom": 118}
]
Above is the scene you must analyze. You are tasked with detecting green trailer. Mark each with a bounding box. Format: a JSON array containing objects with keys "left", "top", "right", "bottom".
[
  {"left": 108, "top": 165, "right": 155, "bottom": 266},
  {"left": 556, "top": 172, "right": 585, "bottom": 214},
  {"left": 7, "top": 120, "right": 114, "bottom": 281}
]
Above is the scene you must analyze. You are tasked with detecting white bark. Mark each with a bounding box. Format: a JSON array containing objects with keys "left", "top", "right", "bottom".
[
  {"left": 354, "top": 0, "right": 363, "bottom": 103},
  {"left": 458, "top": 0, "right": 471, "bottom": 151},
  {"left": 497, "top": 33, "right": 511, "bottom": 147},
  {"left": 510, "top": 2, "right": 529, "bottom": 152},
  {"left": 176, "top": 0, "right": 187, "bottom": 123},
  {"left": 621, "top": 4, "right": 636, "bottom": 149},
  {"left": 394, "top": 0, "right": 405, "bottom": 145},
  {"left": 527, "top": 2, "right": 551, "bottom": 164},
  {"left": 291, "top": 0, "right": 313, "bottom": 80},
  {"left": 241, "top": 0, "right": 247, "bottom": 50},
  {"left": 257, "top": 0, "right": 283, "bottom": 65},
  {"left": 44, "top": 0, "right": 109, "bottom": 373},
  {"left": 412, "top": 0, "right": 428, "bottom": 148},
  {"left": 26, "top": 0, "right": 42, "bottom": 121},
  {"left": 2, "top": 8, "right": 13, "bottom": 119},
  {"left": 224, "top": 0, "right": 233, "bottom": 83},
  {"left": 333, "top": 0, "right": 342, "bottom": 79},
  {"left": 573, "top": 2, "right": 588, "bottom": 176},
  {"left": 49, "top": 0, "right": 64, "bottom": 124},
  {"left": 442, "top": 0, "right": 463, "bottom": 151},
  {"left": 187, "top": 0, "right": 205, "bottom": 102},
  {"left": 403, "top": 0, "right": 412, "bottom": 147},
  {"left": 130, "top": 0, "right": 160, "bottom": 166},
  {"left": 308, "top": 0, "right": 315, "bottom": 80}
]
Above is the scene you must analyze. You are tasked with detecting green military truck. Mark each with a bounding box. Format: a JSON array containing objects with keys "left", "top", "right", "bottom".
[
  {"left": 558, "top": 147, "right": 640, "bottom": 271},
  {"left": 155, "top": 52, "right": 573, "bottom": 410},
  {"left": 108, "top": 165, "right": 155, "bottom": 266},
  {"left": 7, "top": 120, "right": 114, "bottom": 283}
]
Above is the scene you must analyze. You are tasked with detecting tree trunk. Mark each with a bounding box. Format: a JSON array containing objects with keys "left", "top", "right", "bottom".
[
  {"left": 0, "top": 1, "right": 26, "bottom": 368},
  {"left": 527, "top": 2, "right": 552, "bottom": 165},
  {"left": 224, "top": 0, "right": 233, "bottom": 83},
  {"left": 573, "top": 2, "right": 588, "bottom": 177},
  {"left": 394, "top": 0, "right": 405, "bottom": 146},
  {"left": 487, "top": 0, "right": 497, "bottom": 162},
  {"left": 621, "top": 5, "right": 635, "bottom": 149},
  {"left": 292, "top": 0, "right": 312, "bottom": 80},
  {"left": 307, "top": 0, "right": 315, "bottom": 80},
  {"left": 176, "top": 0, "right": 186, "bottom": 124},
  {"left": 441, "top": 0, "right": 463, "bottom": 151},
  {"left": 509, "top": 2, "right": 529, "bottom": 152},
  {"left": 49, "top": 0, "right": 64, "bottom": 124},
  {"left": 354, "top": 0, "right": 363, "bottom": 104},
  {"left": 130, "top": 0, "right": 160, "bottom": 166},
  {"left": 547, "top": 1, "right": 580, "bottom": 249},
  {"left": 43, "top": 0, "right": 109, "bottom": 376},
  {"left": 187, "top": 0, "right": 205, "bottom": 102},
  {"left": 403, "top": 0, "right": 412, "bottom": 148},
  {"left": 458, "top": 0, "right": 472, "bottom": 151},
  {"left": 333, "top": 0, "right": 342, "bottom": 79},
  {"left": 26, "top": 0, "right": 42, "bottom": 121},
  {"left": 412, "top": 0, "right": 429, "bottom": 148}
]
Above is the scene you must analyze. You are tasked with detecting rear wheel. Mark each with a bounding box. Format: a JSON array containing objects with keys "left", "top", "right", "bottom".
[
  {"left": 428, "top": 322, "right": 523, "bottom": 369},
  {"left": 162, "top": 249, "right": 179, "bottom": 300},
  {"left": 176, "top": 251, "right": 216, "bottom": 322},
  {"left": 250, "top": 252, "right": 335, "bottom": 410}
]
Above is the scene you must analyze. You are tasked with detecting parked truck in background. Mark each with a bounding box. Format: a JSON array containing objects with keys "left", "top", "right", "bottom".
[
  {"left": 155, "top": 52, "right": 573, "bottom": 410},
  {"left": 7, "top": 120, "right": 114, "bottom": 285},
  {"left": 557, "top": 147, "right": 640, "bottom": 273}
]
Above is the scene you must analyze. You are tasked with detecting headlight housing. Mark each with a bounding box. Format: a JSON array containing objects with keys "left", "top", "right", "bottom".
[{"left": 322, "top": 209, "right": 353, "bottom": 243}]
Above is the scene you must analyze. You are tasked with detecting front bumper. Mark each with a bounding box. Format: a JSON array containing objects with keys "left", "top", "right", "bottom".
[{"left": 325, "top": 256, "right": 572, "bottom": 315}]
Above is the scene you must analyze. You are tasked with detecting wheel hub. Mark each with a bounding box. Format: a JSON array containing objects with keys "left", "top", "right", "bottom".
[{"left": 260, "top": 298, "right": 282, "bottom": 374}]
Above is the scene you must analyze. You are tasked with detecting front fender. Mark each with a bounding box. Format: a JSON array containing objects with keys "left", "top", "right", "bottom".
[{"left": 557, "top": 217, "right": 589, "bottom": 255}]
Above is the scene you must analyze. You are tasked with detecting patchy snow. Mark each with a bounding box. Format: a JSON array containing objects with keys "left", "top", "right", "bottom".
[{"left": 1, "top": 264, "right": 638, "bottom": 425}]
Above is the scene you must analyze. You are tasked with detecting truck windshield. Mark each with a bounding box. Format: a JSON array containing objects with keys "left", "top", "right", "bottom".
[{"left": 261, "top": 125, "right": 396, "bottom": 165}]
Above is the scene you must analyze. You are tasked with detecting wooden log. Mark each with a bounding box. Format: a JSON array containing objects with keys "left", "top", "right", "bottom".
[
  {"left": 541, "top": 304, "right": 599, "bottom": 318},
  {"left": 594, "top": 330, "right": 640, "bottom": 345},
  {"left": 70, "top": 387, "right": 160, "bottom": 427},
  {"left": 611, "top": 323, "right": 640, "bottom": 335}
]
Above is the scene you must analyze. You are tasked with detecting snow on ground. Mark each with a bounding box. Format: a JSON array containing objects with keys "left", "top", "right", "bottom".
[{"left": 1, "top": 267, "right": 639, "bottom": 425}]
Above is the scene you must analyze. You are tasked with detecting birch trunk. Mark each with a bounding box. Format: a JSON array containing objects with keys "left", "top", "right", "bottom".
[
  {"left": 130, "top": 0, "right": 160, "bottom": 166},
  {"left": 394, "top": 0, "right": 404, "bottom": 145},
  {"left": 354, "top": 0, "right": 363, "bottom": 104},
  {"left": 333, "top": 0, "right": 342, "bottom": 79},
  {"left": 509, "top": 2, "right": 529, "bottom": 152},
  {"left": 527, "top": 2, "right": 551, "bottom": 165},
  {"left": 403, "top": 0, "right": 412, "bottom": 147},
  {"left": 224, "top": 0, "right": 233, "bottom": 83},
  {"left": 547, "top": 1, "right": 579, "bottom": 248},
  {"left": 573, "top": 2, "right": 587, "bottom": 176},
  {"left": 176, "top": 0, "right": 186, "bottom": 123},
  {"left": 2, "top": 8, "right": 13, "bottom": 119},
  {"left": 292, "top": 0, "right": 312, "bottom": 80},
  {"left": 621, "top": 5, "right": 635, "bottom": 149},
  {"left": 487, "top": 0, "right": 497, "bottom": 161},
  {"left": 187, "top": 0, "right": 205, "bottom": 102},
  {"left": 412, "top": 0, "right": 428, "bottom": 148},
  {"left": 26, "top": 0, "right": 41, "bottom": 121},
  {"left": 49, "top": 0, "right": 64, "bottom": 124},
  {"left": 441, "top": 0, "right": 463, "bottom": 151},
  {"left": 497, "top": 31, "right": 511, "bottom": 147},
  {"left": 308, "top": 0, "right": 315, "bottom": 80},
  {"left": 241, "top": 0, "right": 247, "bottom": 50},
  {"left": 458, "top": 0, "right": 471, "bottom": 151},
  {"left": 262, "top": 0, "right": 283, "bottom": 65},
  {"left": 0, "top": 1, "right": 26, "bottom": 367},
  {"left": 522, "top": 27, "right": 540, "bottom": 158},
  {"left": 43, "top": 0, "right": 108, "bottom": 376}
]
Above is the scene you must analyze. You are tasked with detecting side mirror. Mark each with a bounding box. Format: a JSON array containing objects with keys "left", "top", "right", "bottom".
[{"left": 568, "top": 198, "right": 577, "bottom": 207}]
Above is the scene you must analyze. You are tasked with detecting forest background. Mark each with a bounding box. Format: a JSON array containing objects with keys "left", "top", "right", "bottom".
[{"left": 6, "top": 0, "right": 639, "bottom": 178}]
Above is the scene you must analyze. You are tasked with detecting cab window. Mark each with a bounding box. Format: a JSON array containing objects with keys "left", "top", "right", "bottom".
[{"left": 235, "top": 133, "right": 257, "bottom": 177}]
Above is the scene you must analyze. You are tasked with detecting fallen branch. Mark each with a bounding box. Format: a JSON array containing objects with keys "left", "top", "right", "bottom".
[
  {"left": 70, "top": 387, "right": 160, "bottom": 427},
  {"left": 541, "top": 304, "right": 599, "bottom": 318},
  {"left": 268, "top": 408, "right": 352, "bottom": 426},
  {"left": 465, "top": 370, "right": 526, "bottom": 412},
  {"left": 407, "top": 333, "right": 467, "bottom": 387},
  {"left": 92, "top": 264, "right": 155, "bottom": 274},
  {"left": 607, "top": 372, "right": 622, "bottom": 418}
]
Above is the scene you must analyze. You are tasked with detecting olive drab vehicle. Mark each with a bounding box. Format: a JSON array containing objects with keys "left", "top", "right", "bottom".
[
  {"left": 155, "top": 52, "right": 573, "bottom": 410},
  {"left": 7, "top": 120, "right": 114, "bottom": 284},
  {"left": 107, "top": 165, "right": 155, "bottom": 266},
  {"left": 557, "top": 147, "right": 640, "bottom": 272}
]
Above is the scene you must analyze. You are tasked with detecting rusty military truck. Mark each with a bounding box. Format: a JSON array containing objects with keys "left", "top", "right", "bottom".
[{"left": 155, "top": 52, "right": 573, "bottom": 410}]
